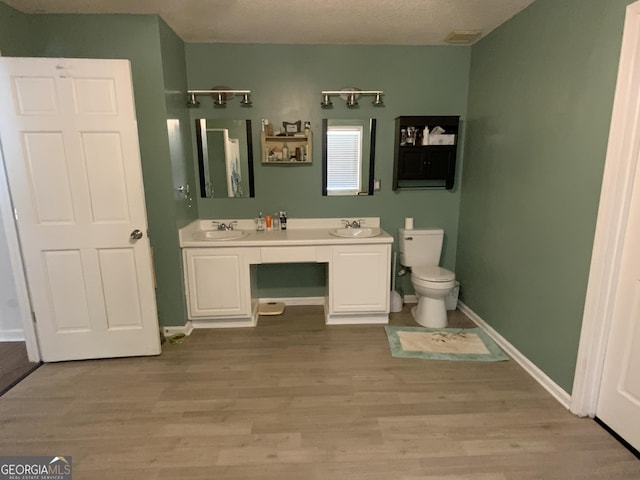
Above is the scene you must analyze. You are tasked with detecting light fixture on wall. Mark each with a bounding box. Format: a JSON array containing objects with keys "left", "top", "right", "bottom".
[
  {"left": 321, "top": 87, "right": 385, "bottom": 108},
  {"left": 186, "top": 86, "right": 252, "bottom": 108}
]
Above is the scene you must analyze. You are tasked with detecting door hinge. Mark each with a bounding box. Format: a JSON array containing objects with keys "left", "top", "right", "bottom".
[
  {"left": 31, "top": 311, "right": 37, "bottom": 323},
  {"left": 13, "top": 208, "right": 18, "bottom": 221}
]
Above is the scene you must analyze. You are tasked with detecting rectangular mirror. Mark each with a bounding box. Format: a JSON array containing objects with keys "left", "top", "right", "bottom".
[
  {"left": 194, "top": 119, "right": 254, "bottom": 198},
  {"left": 322, "top": 118, "right": 376, "bottom": 196}
]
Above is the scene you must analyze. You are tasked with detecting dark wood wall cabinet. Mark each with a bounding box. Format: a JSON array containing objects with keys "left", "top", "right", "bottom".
[{"left": 392, "top": 116, "right": 460, "bottom": 190}]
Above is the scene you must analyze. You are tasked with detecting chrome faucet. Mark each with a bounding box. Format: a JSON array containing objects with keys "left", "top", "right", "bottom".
[
  {"left": 342, "top": 219, "right": 363, "bottom": 228},
  {"left": 212, "top": 220, "right": 238, "bottom": 231}
]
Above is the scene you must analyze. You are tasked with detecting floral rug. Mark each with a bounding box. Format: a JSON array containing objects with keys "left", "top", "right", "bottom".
[{"left": 384, "top": 325, "right": 509, "bottom": 362}]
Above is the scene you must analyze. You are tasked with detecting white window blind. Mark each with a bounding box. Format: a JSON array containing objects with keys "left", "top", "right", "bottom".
[{"left": 326, "top": 126, "right": 362, "bottom": 195}]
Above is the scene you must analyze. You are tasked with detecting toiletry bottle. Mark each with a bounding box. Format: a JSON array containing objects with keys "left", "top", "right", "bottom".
[
  {"left": 304, "top": 121, "right": 311, "bottom": 138},
  {"left": 256, "top": 212, "right": 265, "bottom": 232},
  {"left": 282, "top": 143, "right": 289, "bottom": 161},
  {"left": 422, "top": 126, "right": 430, "bottom": 145},
  {"left": 265, "top": 214, "right": 272, "bottom": 230},
  {"left": 400, "top": 128, "right": 407, "bottom": 146},
  {"left": 272, "top": 212, "right": 280, "bottom": 230},
  {"left": 280, "top": 211, "right": 287, "bottom": 230}
]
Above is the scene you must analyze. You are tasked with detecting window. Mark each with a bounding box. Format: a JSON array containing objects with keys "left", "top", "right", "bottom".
[{"left": 326, "top": 126, "right": 363, "bottom": 195}]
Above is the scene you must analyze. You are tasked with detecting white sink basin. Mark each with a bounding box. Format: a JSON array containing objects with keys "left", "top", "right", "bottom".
[
  {"left": 330, "top": 227, "right": 382, "bottom": 238},
  {"left": 193, "top": 230, "right": 248, "bottom": 241}
]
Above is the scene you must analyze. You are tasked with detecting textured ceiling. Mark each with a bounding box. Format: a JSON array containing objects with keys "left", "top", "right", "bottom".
[{"left": 3, "top": 0, "right": 536, "bottom": 45}]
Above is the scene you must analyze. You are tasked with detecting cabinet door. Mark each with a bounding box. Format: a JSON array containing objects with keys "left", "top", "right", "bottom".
[
  {"left": 330, "top": 245, "right": 390, "bottom": 313},
  {"left": 397, "top": 147, "right": 455, "bottom": 187},
  {"left": 183, "top": 248, "right": 250, "bottom": 318}
]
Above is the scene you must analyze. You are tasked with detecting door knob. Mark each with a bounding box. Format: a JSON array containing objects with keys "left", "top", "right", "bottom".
[{"left": 130, "top": 229, "right": 143, "bottom": 240}]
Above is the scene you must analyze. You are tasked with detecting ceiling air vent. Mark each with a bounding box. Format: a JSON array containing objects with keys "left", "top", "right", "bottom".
[{"left": 445, "top": 31, "right": 483, "bottom": 45}]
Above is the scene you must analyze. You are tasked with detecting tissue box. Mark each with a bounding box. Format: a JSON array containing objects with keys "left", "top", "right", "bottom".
[{"left": 428, "top": 134, "right": 456, "bottom": 145}]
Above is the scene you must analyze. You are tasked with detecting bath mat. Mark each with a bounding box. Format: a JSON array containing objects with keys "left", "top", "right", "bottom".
[{"left": 384, "top": 326, "right": 509, "bottom": 362}]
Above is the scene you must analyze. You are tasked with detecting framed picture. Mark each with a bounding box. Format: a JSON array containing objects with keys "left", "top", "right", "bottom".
[{"left": 283, "top": 120, "right": 301, "bottom": 135}]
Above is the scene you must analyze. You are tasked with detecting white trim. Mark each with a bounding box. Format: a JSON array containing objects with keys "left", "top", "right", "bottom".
[
  {"left": 192, "top": 317, "right": 257, "bottom": 329},
  {"left": 0, "top": 137, "right": 40, "bottom": 362},
  {"left": 163, "top": 321, "right": 194, "bottom": 336},
  {"left": 259, "top": 296, "right": 326, "bottom": 306},
  {"left": 571, "top": 1, "right": 640, "bottom": 417},
  {"left": 0, "top": 329, "right": 25, "bottom": 342},
  {"left": 325, "top": 313, "right": 389, "bottom": 325},
  {"left": 458, "top": 301, "right": 572, "bottom": 410}
]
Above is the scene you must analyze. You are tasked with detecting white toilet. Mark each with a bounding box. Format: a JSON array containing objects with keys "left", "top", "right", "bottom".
[{"left": 398, "top": 228, "right": 456, "bottom": 328}]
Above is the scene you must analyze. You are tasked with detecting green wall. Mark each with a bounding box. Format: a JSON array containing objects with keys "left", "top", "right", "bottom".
[
  {"left": 457, "top": 0, "right": 632, "bottom": 392},
  {"left": 185, "top": 44, "right": 470, "bottom": 297},
  {"left": 0, "top": 2, "right": 37, "bottom": 55},
  {"left": 159, "top": 18, "right": 198, "bottom": 229},
  {"left": 0, "top": 7, "right": 191, "bottom": 326}
]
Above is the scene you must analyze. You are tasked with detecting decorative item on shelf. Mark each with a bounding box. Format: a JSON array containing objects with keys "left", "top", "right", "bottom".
[
  {"left": 186, "top": 86, "right": 252, "bottom": 108},
  {"left": 321, "top": 87, "right": 385, "bottom": 109},
  {"left": 283, "top": 120, "right": 302, "bottom": 136}
]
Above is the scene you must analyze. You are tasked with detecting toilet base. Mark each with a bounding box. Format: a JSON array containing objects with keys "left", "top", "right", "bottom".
[{"left": 411, "top": 296, "right": 448, "bottom": 328}]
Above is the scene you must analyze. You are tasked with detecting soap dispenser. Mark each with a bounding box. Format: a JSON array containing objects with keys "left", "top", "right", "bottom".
[
  {"left": 281, "top": 143, "right": 289, "bottom": 161},
  {"left": 256, "top": 212, "right": 265, "bottom": 232}
]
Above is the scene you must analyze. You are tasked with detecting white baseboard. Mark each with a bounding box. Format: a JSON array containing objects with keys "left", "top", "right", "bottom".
[
  {"left": 259, "top": 296, "right": 325, "bottom": 306},
  {"left": 0, "top": 329, "right": 25, "bottom": 342},
  {"left": 191, "top": 318, "right": 258, "bottom": 329},
  {"left": 458, "top": 301, "right": 572, "bottom": 410},
  {"left": 167, "top": 298, "right": 325, "bottom": 335},
  {"left": 404, "top": 294, "right": 417, "bottom": 304}
]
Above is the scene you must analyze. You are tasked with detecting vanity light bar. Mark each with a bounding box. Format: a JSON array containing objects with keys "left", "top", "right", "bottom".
[
  {"left": 187, "top": 89, "right": 252, "bottom": 107},
  {"left": 320, "top": 90, "right": 384, "bottom": 95},
  {"left": 320, "top": 89, "right": 385, "bottom": 108}
]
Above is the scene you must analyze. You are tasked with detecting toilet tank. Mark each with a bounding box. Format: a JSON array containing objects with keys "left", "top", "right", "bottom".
[{"left": 398, "top": 228, "right": 444, "bottom": 267}]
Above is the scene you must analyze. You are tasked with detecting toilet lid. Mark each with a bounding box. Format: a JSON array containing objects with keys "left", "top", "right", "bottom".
[{"left": 412, "top": 265, "right": 455, "bottom": 282}]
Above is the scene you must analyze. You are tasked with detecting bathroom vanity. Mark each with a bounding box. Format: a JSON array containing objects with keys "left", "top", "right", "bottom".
[{"left": 179, "top": 218, "right": 393, "bottom": 328}]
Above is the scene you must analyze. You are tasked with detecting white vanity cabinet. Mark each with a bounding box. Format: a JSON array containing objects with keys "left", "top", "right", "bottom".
[
  {"left": 327, "top": 244, "right": 391, "bottom": 324},
  {"left": 183, "top": 248, "right": 252, "bottom": 321},
  {"left": 179, "top": 218, "right": 394, "bottom": 328}
]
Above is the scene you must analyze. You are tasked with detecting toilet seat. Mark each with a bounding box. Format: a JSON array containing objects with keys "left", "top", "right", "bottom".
[{"left": 412, "top": 265, "right": 455, "bottom": 282}]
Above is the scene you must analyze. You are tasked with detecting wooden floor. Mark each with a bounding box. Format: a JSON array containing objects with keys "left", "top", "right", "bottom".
[
  {"left": 0, "top": 305, "right": 638, "bottom": 479},
  {"left": 0, "top": 341, "right": 39, "bottom": 396}
]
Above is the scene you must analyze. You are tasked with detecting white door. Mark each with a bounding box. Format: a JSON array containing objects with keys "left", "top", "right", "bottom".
[
  {"left": 0, "top": 57, "right": 160, "bottom": 362},
  {"left": 596, "top": 137, "right": 640, "bottom": 451}
]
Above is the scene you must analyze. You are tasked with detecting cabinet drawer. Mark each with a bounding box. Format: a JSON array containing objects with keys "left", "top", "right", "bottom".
[{"left": 261, "top": 246, "right": 317, "bottom": 263}]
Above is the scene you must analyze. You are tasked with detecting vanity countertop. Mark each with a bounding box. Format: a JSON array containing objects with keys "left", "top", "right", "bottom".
[{"left": 179, "top": 217, "right": 394, "bottom": 248}]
